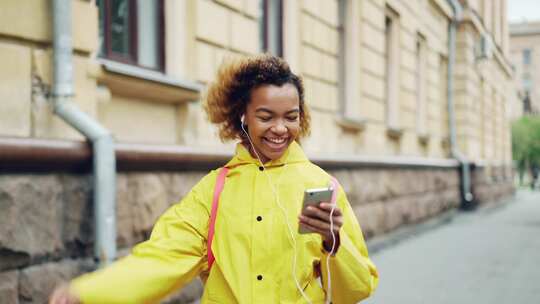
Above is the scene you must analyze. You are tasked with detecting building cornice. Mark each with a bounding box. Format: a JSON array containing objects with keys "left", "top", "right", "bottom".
[{"left": 509, "top": 23, "right": 540, "bottom": 36}]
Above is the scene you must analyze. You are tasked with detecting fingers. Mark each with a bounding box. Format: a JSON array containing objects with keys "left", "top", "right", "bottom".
[
  {"left": 299, "top": 203, "right": 343, "bottom": 241},
  {"left": 299, "top": 220, "right": 330, "bottom": 237},
  {"left": 302, "top": 204, "right": 343, "bottom": 226},
  {"left": 298, "top": 214, "right": 341, "bottom": 236},
  {"left": 49, "top": 284, "right": 80, "bottom": 304},
  {"left": 318, "top": 203, "right": 343, "bottom": 216},
  {"left": 49, "top": 285, "right": 66, "bottom": 304}
]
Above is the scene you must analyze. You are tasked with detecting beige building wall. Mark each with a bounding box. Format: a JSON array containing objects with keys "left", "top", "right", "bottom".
[
  {"left": 450, "top": 0, "right": 514, "bottom": 168},
  {"left": 0, "top": 0, "right": 516, "bottom": 167},
  {"left": 0, "top": 0, "right": 98, "bottom": 141}
]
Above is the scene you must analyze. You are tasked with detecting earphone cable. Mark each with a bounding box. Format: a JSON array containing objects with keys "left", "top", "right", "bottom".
[
  {"left": 325, "top": 202, "right": 338, "bottom": 304},
  {"left": 240, "top": 123, "right": 312, "bottom": 304}
]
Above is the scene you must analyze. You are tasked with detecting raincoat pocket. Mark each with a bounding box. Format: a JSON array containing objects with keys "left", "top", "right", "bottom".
[
  {"left": 298, "top": 237, "right": 326, "bottom": 303},
  {"left": 301, "top": 264, "right": 326, "bottom": 304}
]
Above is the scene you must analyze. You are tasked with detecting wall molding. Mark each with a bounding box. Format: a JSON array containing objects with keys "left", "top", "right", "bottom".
[{"left": 0, "top": 137, "right": 460, "bottom": 172}]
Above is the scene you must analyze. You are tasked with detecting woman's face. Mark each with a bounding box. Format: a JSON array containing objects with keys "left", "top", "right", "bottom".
[{"left": 243, "top": 83, "right": 301, "bottom": 164}]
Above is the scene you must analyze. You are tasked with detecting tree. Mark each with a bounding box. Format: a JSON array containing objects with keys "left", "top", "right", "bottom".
[{"left": 512, "top": 116, "right": 540, "bottom": 186}]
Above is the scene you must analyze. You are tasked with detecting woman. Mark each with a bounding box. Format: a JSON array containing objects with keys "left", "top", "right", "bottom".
[{"left": 50, "top": 55, "right": 378, "bottom": 303}]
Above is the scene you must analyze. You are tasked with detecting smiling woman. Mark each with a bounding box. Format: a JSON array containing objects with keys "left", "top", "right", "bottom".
[{"left": 49, "top": 55, "right": 378, "bottom": 304}]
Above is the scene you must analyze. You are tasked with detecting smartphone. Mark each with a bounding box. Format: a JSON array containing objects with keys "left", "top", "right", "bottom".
[{"left": 298, "top": 186, "right": 334, "bottom": 234}]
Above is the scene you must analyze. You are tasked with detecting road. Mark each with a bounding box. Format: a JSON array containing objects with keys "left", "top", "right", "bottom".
[{"left": 364, "top": 190, "right": 540, "bottom": 304}]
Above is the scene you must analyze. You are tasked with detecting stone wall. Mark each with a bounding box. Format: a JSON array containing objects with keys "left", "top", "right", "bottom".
[
  {"left": 0, "top": 166, "right": 514, "bottom": 303},
  {"left": 471, "top": 165, "right": 516, "bottom": 205},
  {"left": 0, "top": 172, "right": 206, "bottom": 304},
  {"left": 330, "top": 168, "right": 463, "bottom": 239}
]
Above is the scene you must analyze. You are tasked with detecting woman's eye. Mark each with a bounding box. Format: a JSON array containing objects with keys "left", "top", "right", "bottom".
[
  {"left": 287, "top": 116, "right": 299, "bottom": 121},
  {"left": 258, "top": 117, "right": 272, "bottom": 122}
]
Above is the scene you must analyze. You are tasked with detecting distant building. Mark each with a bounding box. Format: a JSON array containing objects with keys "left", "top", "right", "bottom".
[{"left": 510, "top": 21, "right": 540, "bottom": 115}]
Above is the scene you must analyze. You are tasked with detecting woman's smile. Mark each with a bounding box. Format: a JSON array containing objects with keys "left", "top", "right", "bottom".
[
  {"left": 263, "top": 136, "right": 288, "bottom": 149},
  {"left": 243, "top": 83, "right": 301, "bottom": 163}
]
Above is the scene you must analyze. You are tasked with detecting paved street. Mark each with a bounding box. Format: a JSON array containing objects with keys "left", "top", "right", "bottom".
[{"left": 364, "top": 190, "right": 540, "bottom": 304}]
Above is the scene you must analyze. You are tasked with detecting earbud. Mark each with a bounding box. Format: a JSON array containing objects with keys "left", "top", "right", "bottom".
[{"left": 240, "top": 114, "right": 245, "bottom": 126}]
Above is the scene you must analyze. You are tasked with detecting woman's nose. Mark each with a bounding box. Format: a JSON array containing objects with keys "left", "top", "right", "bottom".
[{"left": 271, "top": 121, "right": 287, "bottom": 134}]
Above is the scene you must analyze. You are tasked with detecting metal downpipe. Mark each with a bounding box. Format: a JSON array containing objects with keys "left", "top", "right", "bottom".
[
  {"left": 52, "top": 0, "right": 117, "bottom": 265},
  {"left": 446, "top": 0, "right": 474, "bottom": 209}
]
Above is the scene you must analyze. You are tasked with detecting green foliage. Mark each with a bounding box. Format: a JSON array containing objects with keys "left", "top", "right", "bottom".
[{"left": 512, "top": 116, "right": 540, "bottom": 170}]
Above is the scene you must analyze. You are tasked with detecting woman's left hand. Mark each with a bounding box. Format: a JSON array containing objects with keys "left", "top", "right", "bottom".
[{"left": 298, "top": 202, "right": 343, "bottom": 251}]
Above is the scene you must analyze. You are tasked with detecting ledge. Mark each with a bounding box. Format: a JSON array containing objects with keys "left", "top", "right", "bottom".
[
  {"left": 310, "top": 153, "right": 459, "bottom": 169},
  {"left": 510, "top": 22, "right": 540, "bottom": 36},
  {"left": 0, "top": 137, "right": 231, "bottom": 172},
  {"left": 335, "top": 116, "right": 367, "bottom": 132},
  {"left": 418, "top": 133, "right": 430, "bottom": 145},
  {"left": 0, "top": 137, "right": 92, "bottom": 172},
  {"left": 0, "top": 137, "right": 460, "bottom": 172},
  {"left": 97, "top": 59, "right": 202, "bottom": 103},
  {"left": 115, "top": 143, "right": 232, "bottom": 171},
  {"left": 386, "top": 126, "right": 404, "bottom": 140}
]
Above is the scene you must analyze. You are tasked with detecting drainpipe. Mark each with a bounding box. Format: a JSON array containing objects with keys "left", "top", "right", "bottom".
[
  {"left": 52, "top": 0, "right": 117, "bottom": 265},
  {"left": 446, "top": 0, "right": 474, "bottom": 209}
]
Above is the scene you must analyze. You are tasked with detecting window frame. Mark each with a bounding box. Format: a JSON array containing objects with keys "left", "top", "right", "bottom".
[
  {"left": 416, "top": 32, "right": 428, "bottom": 138},
  {"left": 261, "top": 0, "right": 283, "bottom": 56},
  {"left": 384, "top": 5, "right": 401, "bottom": 133},
  {"left": 338, "top": 0, "right": 362, "bottom": 123},
  {"left": 523, "top": 49, "right": 532, "bottom": 66},
  {"left": 98, "top": 0, "right": 165, "bottom": 71}
]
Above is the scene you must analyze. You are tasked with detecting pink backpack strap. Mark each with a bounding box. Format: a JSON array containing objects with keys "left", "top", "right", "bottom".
[
  {"left": 207, "top": 167, "right": 229, "bottom": 270},
  {"left": 330, "top": 176, "right": 339, "bottom": 205}
]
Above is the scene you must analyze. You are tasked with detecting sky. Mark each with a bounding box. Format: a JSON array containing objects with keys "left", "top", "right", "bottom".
[{"left": 507, "top": 0, "right": 540, "bottom": 23}]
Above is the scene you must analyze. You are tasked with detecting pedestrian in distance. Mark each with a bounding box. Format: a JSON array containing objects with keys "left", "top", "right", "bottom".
[
  {"left": 49, "top": 54, "right": 378, "bottom": 304},
  {"left": 531, "top": 165, "right": 539, "bottom": 190}
]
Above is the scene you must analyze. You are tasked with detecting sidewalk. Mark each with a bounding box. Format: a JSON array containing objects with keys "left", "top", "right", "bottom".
[{"left": 364, "top": 190, "right": 540, "bottom": 304}]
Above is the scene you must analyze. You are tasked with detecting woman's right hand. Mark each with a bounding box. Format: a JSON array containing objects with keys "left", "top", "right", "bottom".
[{"left": 49, "top": 283, "right": 80, "bottom": 304}]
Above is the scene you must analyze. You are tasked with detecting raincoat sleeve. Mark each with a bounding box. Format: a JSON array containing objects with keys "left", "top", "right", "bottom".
[
  {"left": 320, "top": 185, "right": 379, "bottom": 304},
  {"left": 71, "top": 177, "right": 213, "bottom": 304}
]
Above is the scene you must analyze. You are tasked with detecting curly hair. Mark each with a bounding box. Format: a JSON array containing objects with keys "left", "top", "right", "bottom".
[{"left": 204, "top": 54, "right": 311, "bottom": 142}]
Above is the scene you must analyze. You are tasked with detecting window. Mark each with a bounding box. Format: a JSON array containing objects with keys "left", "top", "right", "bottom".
[
  {"left": 97, "top": 0, "right": 164, "bottom": 70},
  {"left": 480, "top": 77, "right": 486, "bottom": 158},
  {"left": 385, "top": 6, "right": 400, "bottom": 130},
  {"left": 522, "top": 73, "right": 532, "bottom": 91},
  {"left": 440, "top": 55, "right": 448, "bottom": 145},
  {"left": 260, "top": 0, "right": 283, "bottom": 56},
  {"left": 338, "top": 0, "right": 362, "bottom": 122},
  {"left": 523, "top": 49, "right": 532, "bottom": 65},
  {"left": 416, "top": 33, "right": 427, "bottom": 137}
]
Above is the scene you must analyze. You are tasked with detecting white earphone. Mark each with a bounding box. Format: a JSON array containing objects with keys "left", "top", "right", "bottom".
[
  {"left": 239, "top": 113, "right": 312, "bottom": 302},
  {"left": 239, "top": 112, "right": 335, "bottom": 304}
]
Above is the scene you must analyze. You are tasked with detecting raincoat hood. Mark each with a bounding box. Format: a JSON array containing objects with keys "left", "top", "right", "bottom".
[{"left": 225, "top": 141, "right": 308, "bottom": 169}]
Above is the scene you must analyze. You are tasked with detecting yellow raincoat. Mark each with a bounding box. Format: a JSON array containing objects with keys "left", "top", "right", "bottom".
[{"left": 72, "top": 142, "right": 378, "bottom": 303}]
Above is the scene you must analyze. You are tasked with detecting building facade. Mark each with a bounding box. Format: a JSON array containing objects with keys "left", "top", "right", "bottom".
[
  {"left": 0, "top": 0, "right": 516, "bottom": 303},
  {"left": 0, "top": 0, "right": 516, "bottom": 159},
  {"left": 510, "top": 21, "right": 540, "bottom": 116}
]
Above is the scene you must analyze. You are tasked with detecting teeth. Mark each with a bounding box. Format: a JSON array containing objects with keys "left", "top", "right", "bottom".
[{"left": 267, "top": 138, "right": 286, "bottom": 144}]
